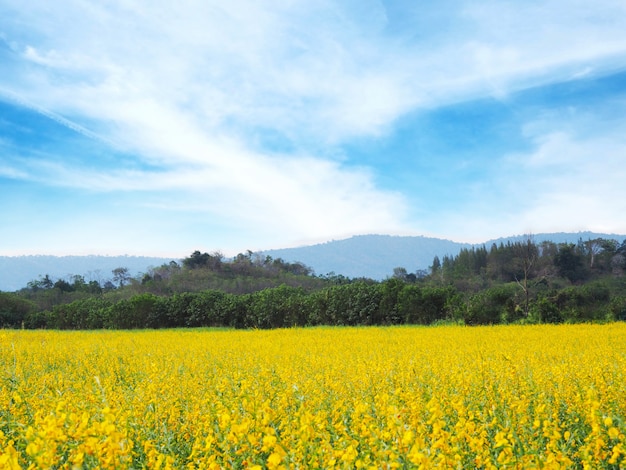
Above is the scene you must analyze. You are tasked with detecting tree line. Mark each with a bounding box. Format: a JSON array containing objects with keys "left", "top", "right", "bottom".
[{"left": 1, "top": 237, "right": 625, "bottom": 329}]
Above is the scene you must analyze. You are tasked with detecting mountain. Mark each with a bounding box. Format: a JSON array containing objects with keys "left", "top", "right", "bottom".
[
  {"left": 2, "top": 232, "right": 625, "bottom": 291},
  {"left": 261, "top": 234, "right": 471, "bottom": 279},
  {"left": 260, "top": 232, "right": 626, "bottom": 280},
  {"left": 0, "top": 255, "right": 176, "bottom": 292}
]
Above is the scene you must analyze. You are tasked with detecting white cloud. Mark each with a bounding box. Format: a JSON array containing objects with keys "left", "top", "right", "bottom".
[
  {"left": 516, "top": 130, "right": 626, "bottom": 225},
  {"left": 434, "top": 119, "right": 626, "bottom": 242},
  {"left": 1, "top": 0, "right": 626, "bottom": 250},
  {"left": 6, "top": 0, "right": 625, "bottom": 144}
]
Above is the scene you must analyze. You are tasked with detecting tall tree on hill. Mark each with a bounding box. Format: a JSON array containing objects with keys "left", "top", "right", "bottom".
[
  {"left": 554, "top": 244, "right": 588, "bottom": 283},
  {"left": 430, "top": 256, "right": 441, "bottom": 279},
  {"left": 112, "top": 267, "right": 130, "bottom": 288},
  {"left": 584, "top": 238, "right": 605, "bottom": 269},
  {"left": 183, "top": 251, "right": 211, "bottom": 269},
  {"left": 513, "top": 235, "right": 538, "bottom": 317}
]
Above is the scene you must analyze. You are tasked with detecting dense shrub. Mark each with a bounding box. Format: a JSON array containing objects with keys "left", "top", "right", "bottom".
[
  {"left": 398, "top": 285, "right": 456, "bottom": 325},
  {"left": 0, "top": 292, "right": 36, "bottom": 327},
  {"left": 531, "top": 293, "right": 563, "bottom": 324},
  {"left": 16, "top": 274, "right": 626, "bottom": 330},
  {"left": 609, "top": 296, "right": 626, "bottom": 321},
  {"left": 249, "top": 285, "right": 308, "bottom": 329},
  {"left": 47, "top": 297, "right": 113, "bottom": 329},
  {"left": 464, "top": 285, "right": 517, "bottom": 325},
  {"left": 556, "top": 282, "right": 612, "bottom": 322}
]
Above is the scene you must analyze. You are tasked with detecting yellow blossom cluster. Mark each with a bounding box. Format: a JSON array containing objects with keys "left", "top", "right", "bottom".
[{"left": 1, "top": 324, "right": 625, "bottom": 468}]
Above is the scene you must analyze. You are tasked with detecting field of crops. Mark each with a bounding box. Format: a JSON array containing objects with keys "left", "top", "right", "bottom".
[{"left": 1, "top": 324, "right": 625, "bottom": 469}]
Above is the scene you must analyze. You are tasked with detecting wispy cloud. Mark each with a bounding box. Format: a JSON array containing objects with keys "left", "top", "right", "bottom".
[
  {"left": 0, "top": 87, "right": 117, "bottom": 147},
  {"left": 7, "top": 1, "right": 625, "bottom": 143},
  {"left": 432, "top": 110, "right": 626, "bottom": 242},
  {"left": 514, "top": 127, "right": 626, "bottom": 231},
  {"left": 1, "top": 0, "right": 626, "bottom": 253}
]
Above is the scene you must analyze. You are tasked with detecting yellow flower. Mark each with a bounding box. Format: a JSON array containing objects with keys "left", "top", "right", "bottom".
[
  {"left": 2, "top": 324, "right": 626, "bottom": 468},
  {"left": 267, "top": 452, "right": 282, "bottom": 468}
]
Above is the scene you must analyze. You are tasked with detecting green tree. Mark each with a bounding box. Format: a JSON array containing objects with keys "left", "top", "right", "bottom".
[
  {"left": 392, "top": 267, "right": 409, "bottom": 281},
  {"left": 186, "top": 290, "right": 228, "bottom": 327},
  {"left": 513, "top": 236, "right": 538, "bottom": 317},
  {"left": 379, "top": 278, "right": 404, "bottom": 324},
  {"left": 54, "top": 279, "right": 75, "bottom": 293},
  {"left": 465, "top": 285, "right": 516, "bottom": 325},
  {"left": 0, "top": 292, "right": 36, "bottom": 327},
  {"left": 249, "top": 285, "right": 307, "bottom": 328},
  {"left": 112, "top": 267, "right": 131, "bottom": 288},
  {"left": 320, "top": 282, "right": 381, "bottom": 326},
  {"left": 554, "top": 244, "right": 588, "bottom": 283},
  {"left": 430, "top": 256, "right": 442, "bottom": 279}
]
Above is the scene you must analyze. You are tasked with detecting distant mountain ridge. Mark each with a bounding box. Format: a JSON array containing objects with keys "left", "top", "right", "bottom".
[
  {"left": 2, "top": 232, "right": 625, "bottom": 291},
  {"left": 261, "top": 232, "right": 626, "bottom": 280},
  {"left": 0, "top": 255, "right": 175, "bottom": 292},
  {"left": 261, "top": 235, "right": 471, "bottom": 280}
]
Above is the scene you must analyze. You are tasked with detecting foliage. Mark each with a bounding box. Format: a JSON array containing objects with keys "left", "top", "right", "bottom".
[
  {"left": 464, "top": 284, "right": 518, "bottom": 325},
  {"left": 7, "top": 238, "right": 626, "bottom": 330},
  {"left": 48, "top": 297, "right": 113, "bottom": 330},
  {"left": 0, "top": 292, "right": 36, "bottom": 327}
]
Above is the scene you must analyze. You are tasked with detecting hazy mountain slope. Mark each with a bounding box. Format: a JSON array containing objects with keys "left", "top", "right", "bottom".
[
  {"left": 0, "top": 255, "right": 175, "bottom": 292},
  {"left": 261, "top": 234, "right": 472, "bottom": 279},
  {"left": 3, "top": 232, "right": 625, "bottom": 291},
  {"left": 262, "top": 232, "right": 626, "bottom": 280}
]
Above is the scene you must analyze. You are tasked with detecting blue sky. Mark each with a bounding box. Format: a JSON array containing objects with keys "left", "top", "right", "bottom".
[{"left": 1, "top": 1, "right": 626, "bottom": 257}]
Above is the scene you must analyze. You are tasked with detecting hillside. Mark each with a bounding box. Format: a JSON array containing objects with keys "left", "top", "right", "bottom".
[
  {"left": 2, "top": 232, "right": 626, "bottom": 291},
  {"left": 261, "top": 235, "right": 471, "bottom": 279}
]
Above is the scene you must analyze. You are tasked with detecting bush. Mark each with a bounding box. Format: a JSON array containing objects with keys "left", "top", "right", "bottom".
[
  {"left": 464, "top": 285, "right": 517, "bottom": 325},
  {"left": 609, "top": 296, "right": 626, "bottom": 322},
  {"left": 0, "top": 292, "right": 36, "bottom": 327},
  {"left": 97, "top": 294, "right": 162, "bottom": 329},
  {"left": 531, "top": 294, "right": 562, "bottom": 324},
  {"left": 186, "top": 290, "right": 228, "bottom": 327},
  {"left": 48, "top": 297, "right": 113, "bottom": 329},
  {"left": 398, "top": 285, "right": 456, "bottom": 325},
  {"left": 249, "top": 286, "right": 305, "bottom": 329},
  {"left": 556, "top": 282, "right": 612, "bottom": 322},
  {"left": 324, "top": 282, "right": 382, "bottom": 326}
]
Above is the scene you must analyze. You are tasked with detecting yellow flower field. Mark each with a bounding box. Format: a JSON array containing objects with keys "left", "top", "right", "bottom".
[{"left": 1, "top": 324, "right": 625, "bottom": 469}]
